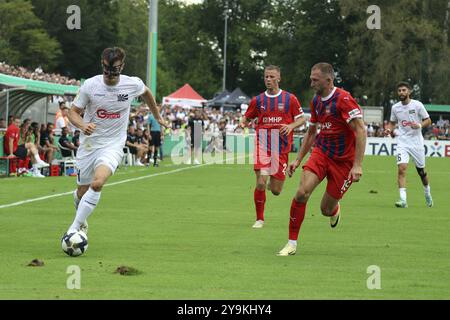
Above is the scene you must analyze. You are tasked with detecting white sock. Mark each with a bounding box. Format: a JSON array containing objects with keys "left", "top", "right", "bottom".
[
  {"left": 399, "top": 188, "right": 407, "bottom": 202},
  {"left": 288, "top": 240, "right": 297, "bottom": 247},
  {"left": 424, "top": 185, "right": 431, "bottom": 195},
  {"left": 33, "top": 153, "right": 41, "bottom": 162},
  {"left": 68, "top": 188, "right": 101, "bottom": 233}
]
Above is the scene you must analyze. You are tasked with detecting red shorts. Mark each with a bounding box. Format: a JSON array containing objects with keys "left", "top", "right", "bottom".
[
  {"left": 303, "top": 148, "right": 353, "bottom": 200},
  {"left": 254, "top": 151, "right": 289, "bottom": 181}
]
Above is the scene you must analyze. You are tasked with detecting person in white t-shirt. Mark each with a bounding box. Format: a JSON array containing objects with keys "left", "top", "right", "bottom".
[
  {"left": 385, "top": 81, "right": 433, "bottom": 208},
  {"left": 64, "top": 47, "right": 167, "bottom": 237}
]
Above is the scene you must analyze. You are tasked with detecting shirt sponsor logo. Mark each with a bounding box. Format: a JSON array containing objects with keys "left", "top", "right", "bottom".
[
  {"left": 117, "top": 94, "right": 128, "bottom": 102},
  {"left": 262, "top": 117, "right": 283, "bottom": 123},
  {"left": 401, "top": 120, "right": 414, "bottom": 127},
  {"left": 322, "top": 122, "right": 332, "bottom": 129},
  {"left": 409, "top": 110, "right": 416, "bottom": 114},
  {"left": 96, "top": 108, "right": 121, "bottom": 119}
]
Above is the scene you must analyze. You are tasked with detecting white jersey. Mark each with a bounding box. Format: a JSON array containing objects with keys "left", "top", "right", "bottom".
[
  {"left": 390, "top": 99, "right": 430, "bottom": 148},
  {"left": 73, "top": 75, "right": 145, "bottom": 149}
]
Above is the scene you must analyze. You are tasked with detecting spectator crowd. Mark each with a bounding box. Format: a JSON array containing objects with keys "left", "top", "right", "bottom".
[{"left": 0, "top": 62, "right": 81, "bottom": 86}]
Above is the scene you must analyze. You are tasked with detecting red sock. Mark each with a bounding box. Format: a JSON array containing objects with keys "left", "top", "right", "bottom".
[
  {"left": 254, "top": 188, "right": 266, "bottom": 221},
  {"left": 289, "top": 198, "right": 306, "bottom": 241}
]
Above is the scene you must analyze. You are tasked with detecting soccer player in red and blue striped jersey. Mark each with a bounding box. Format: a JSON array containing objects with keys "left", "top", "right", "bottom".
[
  {"left": 239, "top": 65, "right": 306, "bottom": 229},
  {"left": 277, "top": 63, "right": 367, "bottom": 256}
]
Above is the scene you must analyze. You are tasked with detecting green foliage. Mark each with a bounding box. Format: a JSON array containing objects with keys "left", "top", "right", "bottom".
[
  {"left": 0, "top": 0, "right": 62, "bottom": 69},
  {"left": 340, "top": 0, "right": 450, "bottom": 105},
  {"left": 2, "top": 0, "right": 449, "bottom": 104}
]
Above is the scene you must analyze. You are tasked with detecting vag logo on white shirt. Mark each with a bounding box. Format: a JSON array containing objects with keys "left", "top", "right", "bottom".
[
  {"left": 401, "top": 120, "right": 414, "bottom": 127},
  {"left": 96, "top": 108, "right": 121, "bottom": 119},
  {"left": 117, "top": 94, "right": 128, "bottom": 102}
]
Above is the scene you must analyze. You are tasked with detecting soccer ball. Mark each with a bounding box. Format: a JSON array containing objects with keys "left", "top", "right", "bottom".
[{"left": 61, "top": 231, "right": 88, "bottom": 256}]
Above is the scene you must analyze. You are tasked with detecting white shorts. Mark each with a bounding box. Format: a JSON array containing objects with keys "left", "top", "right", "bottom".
[
  {"left": 396, "top": 145, "right": 425, "bottom": 168},
  {"left": 75, "top": 145, "right": 124, "bottom": 185}
]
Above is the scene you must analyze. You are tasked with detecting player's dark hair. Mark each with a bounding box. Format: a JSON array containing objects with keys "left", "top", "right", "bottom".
[
  {"left": 102, "top": 47, "right": 126, "bottom": 64},
  {"left": 265, "top": 65, "right": 281, "bottom": 74},
  {"left": 312, "top": 62, "right": 335, "bottom": 80},
  {"left": 397, "top": 81, "right": 411, "bottom": 90}
]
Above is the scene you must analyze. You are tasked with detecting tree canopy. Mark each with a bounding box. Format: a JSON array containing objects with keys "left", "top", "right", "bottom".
[{"left": 0, "top": 0, "right": 448, "bottom": 104}]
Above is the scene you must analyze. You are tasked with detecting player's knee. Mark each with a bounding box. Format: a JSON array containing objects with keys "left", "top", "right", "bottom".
[
  {"left": 90, "top": 179, "right": 105, "bottom": 192},
  {"left": 295, "top": 188, "right": 311, "bottom": 202},
  {"left": 416, "top": 167, "right": 426, "bottom": 177},
  {"left": 271, "top": 189, "right": 281, "bottom": 196}
]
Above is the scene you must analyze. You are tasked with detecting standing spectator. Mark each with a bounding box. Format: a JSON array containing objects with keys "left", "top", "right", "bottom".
[
  {"left": 367, "top": 123, "right": 374, "bottom": 137},
  {"left": 55, "top": 105, "right": 71, "bottom": 134},
  {"left": 187, "top": 109, "right": 204, "bottom": 165},
  {"left": 147, "top": 105, "right": 163, "bottom": 167}
]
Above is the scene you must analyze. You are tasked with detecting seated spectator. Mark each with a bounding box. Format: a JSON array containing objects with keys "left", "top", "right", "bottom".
[
  {"left": 3, "top": 116, "right": 49, "bottom": 177},
  {"left": 40, "top": 122, "right": 58, "bottom": 163},
  {"left": 58, "top": 127, "right": 78, "bottom": 157},
  {"left": 125, "top": 124, "right": 146, "bottom": 166},
  {"left": 72, "top": 129, "right": 81, "bottom": 152}
]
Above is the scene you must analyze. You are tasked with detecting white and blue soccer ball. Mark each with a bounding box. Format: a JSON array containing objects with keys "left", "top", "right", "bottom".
[{"left": 61, "top": 231, "right": 88, "bottom": 257}]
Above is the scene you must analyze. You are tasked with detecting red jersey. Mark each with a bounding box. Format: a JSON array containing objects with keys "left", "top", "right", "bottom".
[
  {"left": 245, "top": 90, "right": 303, "bottom": 154},
  {"left": 310, "top": 87, "right": 362, "bottom": 161},
  {"left": 4, "top": 124, "right": 20, "bottom": 154}
]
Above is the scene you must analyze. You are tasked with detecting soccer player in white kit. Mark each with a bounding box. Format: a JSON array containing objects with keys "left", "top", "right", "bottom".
[
  {"left": 64, "top": 47, "right": 166, "bottom": 236},
  {"left": 385, "top": 81, "right": 433, "bottom": 208}
]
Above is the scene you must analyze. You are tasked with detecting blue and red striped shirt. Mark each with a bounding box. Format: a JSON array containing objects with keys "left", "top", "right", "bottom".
[
  {"left": 245, "top": 90, "right": 303, "bottom": 155},
  {"left": 310, "top": 87, "right": 362, "bottom": 161}
]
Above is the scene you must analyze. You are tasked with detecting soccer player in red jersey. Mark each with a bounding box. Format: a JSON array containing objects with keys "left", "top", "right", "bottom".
[
  {"left": 277, "top": 63, "right": 366, "bottom": 256},
  {"left": 239, "top": 65, "right": 306, "bottom": 229}
]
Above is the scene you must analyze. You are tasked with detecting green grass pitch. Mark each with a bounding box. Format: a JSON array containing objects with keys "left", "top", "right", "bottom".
[{"left": 0, "top": 156, "right": 449, "bottom": 299}]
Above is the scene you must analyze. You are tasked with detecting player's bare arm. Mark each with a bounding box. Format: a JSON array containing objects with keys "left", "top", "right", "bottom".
[
  {"left": 280, "top": 115, "right": 306, "bottom": 136},
  {"left": 238, "top": 116, "right": 252, "bottom": 129},
  {"left": 68, "top": 105, "right": 96, "bottom": 136},
  {"left": 8, "top": 136, "right": 14, "bottom": 157},
  {"left": 411, "top": 117, "right": 431, "bottom": 129},
  {"left": 348, "top": 118, "right": 366, "bottom": 182},
  {"left": 287, "top": 124, "right": 317, "bottom": 177},
  {"left": 140, "top": 87, "right": 168, "bottom": 128},
  {"left": 384, "top": 121, "right": 396, "bottom": 137}
]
